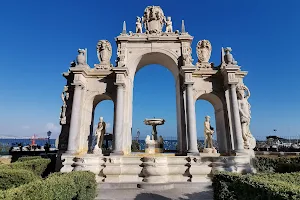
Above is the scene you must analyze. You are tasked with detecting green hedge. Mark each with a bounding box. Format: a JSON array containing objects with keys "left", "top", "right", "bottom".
[
  {"left": 253, "top": 156, "right": 300, "bottom": 173},
  {"left": 16, "top": 156, "right": 42, "bottom": 162},
  {"left": 0, "top": 169, "right": 40, "bottom": 190},
  {"left": 212, "top": 172, "right": 300, "bottom": 200},
  {"left": 0, "top": 171, "right": 96, "bottom": 200},
  {"left": 1, "top": 158, "right": 50, "bottom": 176}
]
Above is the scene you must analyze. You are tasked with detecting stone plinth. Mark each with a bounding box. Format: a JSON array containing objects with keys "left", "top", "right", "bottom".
[
  {"left": 103, "top": 156, "right": 143, "bottom": 183},
  {"left": 145, "top": 141, "right": 163, "bottom": 154},
  {"left": 167, "top": 156, "right": 189, "bottom": 182},
  {"left": 139, "top": 156, "right": 173, "bottom": 190},
  {"left": 211, "top": 155, "right": 256, "bottom": 174},
  {"left": 189, "top": 157, "right": 212, "bottom": 182},
  {"left": 60, "top": 153, "right": 255, "bottom": 189}
]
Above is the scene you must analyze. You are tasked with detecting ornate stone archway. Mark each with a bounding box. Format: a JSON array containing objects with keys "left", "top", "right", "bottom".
[
  {"left": 59, "top": 5, "right": 255, "bottom": 159},
  {"left": 59, "top": 5, "right": 257, "bottom": 186}
]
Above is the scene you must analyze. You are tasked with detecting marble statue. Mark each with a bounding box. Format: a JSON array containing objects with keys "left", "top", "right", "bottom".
[
  {"left": 224, "top": 47, "right": 238, "bottom": 65},
  {"left": 196, "top": 40, "right": 212, "bottom": 63},
  {"left": 165, "top": 16, "right": 173, "bottom": 33},
  {"left": 76, "top": 49, "right": 87, "bottom": 67},
  {"left": 136, "top": 16, "right": 142, "bottom": 33},
  {"left": 97, "top": 40, "right": 112, "bottom": 65},
  {"left": 93, "top": 117, "right": 106, "bottom": 154},
  {"left": 145, "top": 135, "right": 151, "bottom": 144},
  {"left": 183, "top": 46, "right": 193, "bottom": 65},
  {"left": 142, "top": 6, "right": 165, "bottom": 34},
  {"left": 204, "top": 116, "right": 214, "bottom": 148},
  {"left": 236, "top": 84, "right": 256, "bottom": 149},
  {"left": 60, "top": 86, "right": 69, "bottom": 125}
]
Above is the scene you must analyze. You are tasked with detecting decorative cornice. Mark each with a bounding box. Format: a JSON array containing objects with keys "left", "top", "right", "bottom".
[
  {"left": 69, "top": 67, "right": 113, "bottom": 78},
  {"left": 115, "top": 33, "right": 193, "bottom": 42},
  {"left": 112, "top": 67, "right": 129, "bottom": 76}
]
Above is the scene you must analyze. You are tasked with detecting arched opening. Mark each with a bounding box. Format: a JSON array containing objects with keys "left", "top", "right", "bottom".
[
  {"left": 88, "top": 94, "right": 114, "bottom": 153},
  {"left": 132, "top": 64, "right": 176, "bottom": 151},
  {"left": 195, "top": 100, "right": 216, "bottom": 151},
  {"left": 122, "top": 51, "right": 186, "bottom": 154},
  {"left": 195, "top": 93, "right": 229, "bottom": 154}
]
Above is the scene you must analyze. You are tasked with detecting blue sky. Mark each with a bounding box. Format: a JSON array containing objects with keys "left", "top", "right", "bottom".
[{"left": 0, "top": 0, "right": 299, "bottom": 141}]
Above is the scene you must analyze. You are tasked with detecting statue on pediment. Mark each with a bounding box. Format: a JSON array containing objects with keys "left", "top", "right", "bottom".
[{"left": 142, "top": 6, "right": 165, "bottom": 34}]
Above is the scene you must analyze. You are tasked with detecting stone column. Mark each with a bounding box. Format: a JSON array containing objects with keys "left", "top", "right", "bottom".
[
  {"left": 112, "top": 83, "right": 124, "bottom": 154},
  {"left": 67, "top": 84, "right": 84, "bottom": 154},
  {"left": 186, "top": 83, "right": 199, "bottom": 154},
  {"left": 229, "top": 84, "right": 244, "bottom": 153}
]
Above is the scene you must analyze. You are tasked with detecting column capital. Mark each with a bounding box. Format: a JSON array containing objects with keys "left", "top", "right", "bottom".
[
  {"left": 181, "top": 67, "right": 195, "bottom": 85},
  {"left": 112, "top": 67, "right": 129, "bottom": 75},
  {"left": 71, "top": 82, "right": 85, "bottom": 89},
  {"left": 184, "top": 82, "right": 194, "bottom": 86},
  {"left": 114, "top": 82, "right": 125, "bottom": 88}
]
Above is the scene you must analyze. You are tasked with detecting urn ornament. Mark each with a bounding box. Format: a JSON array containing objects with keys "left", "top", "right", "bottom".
[{"left": 76, "top": 49, "right": 86, "bottom": 65}]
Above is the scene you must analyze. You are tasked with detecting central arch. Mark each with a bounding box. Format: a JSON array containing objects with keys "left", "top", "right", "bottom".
[
  {"left": 122, "top": 50, "right": 187, "bottom": 154},
  {"left": 130, "top": 51, "right": 180, "bottom": 79}
]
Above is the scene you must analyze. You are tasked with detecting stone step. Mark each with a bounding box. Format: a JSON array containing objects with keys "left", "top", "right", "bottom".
[
  {"left": 97, "top": 182, "right": 140, "bottom": 189},
  {"left": 95, "top": 182, "right": 213, "bottom": 200},
  {"left": 97, "top": 181, "right": 212, "bottom": 190}
]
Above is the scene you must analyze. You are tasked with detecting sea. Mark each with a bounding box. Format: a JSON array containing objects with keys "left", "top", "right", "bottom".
[
  {"left": 0, "top": 139, "right": 56, "bottom": 149},
  {"left": 0, "top": 138, "right": 210, "bottom": 152}
]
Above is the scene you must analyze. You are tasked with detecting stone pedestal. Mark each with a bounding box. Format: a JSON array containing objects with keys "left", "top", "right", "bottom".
[
  {"left": 103, "top": 156, "right": 142, "bottom": 183},
  {"left": 93, "top": 146, "right": 102, "bottom": 155},
  {"left": 167, "top": 157, "right": 189, "bottom": 182},
  {"left": 202, "top": 148, "right": 217, "bottom": 154},
  {"left": 61, "top": 154, "right": 75, "bottom": 173},
  {"left": 211, "top": 155, "right": 256, "bottom": 174},
  {"left": 61, "top": 154, "right": 105, "bottom": 183},
  {"left": 139, "top": 156, "right": 173, "bottom": 190},
  {"left": 189, "top": 157, "right": 212, "bottom": 182},
  {"left": 145, "top": 141, "right": 163, "bottom": 154}
]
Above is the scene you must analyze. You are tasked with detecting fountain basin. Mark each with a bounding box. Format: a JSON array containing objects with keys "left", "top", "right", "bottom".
[{"left": 144, "top": 118, "right": 165, "bottom": 126}]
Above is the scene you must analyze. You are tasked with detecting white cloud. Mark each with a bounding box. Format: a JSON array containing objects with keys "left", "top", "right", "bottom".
[
  {"left": 21, "top": 125, "right": 30, "bottom": 130},
  {"left": 45, "top": 122, "right": 60, "bottom": 133}
]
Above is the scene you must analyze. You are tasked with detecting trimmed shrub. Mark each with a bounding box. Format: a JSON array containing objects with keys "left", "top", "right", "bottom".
[
  {"left": 0, "top": 171, "right": 96, "bottom": 200},
  {"left": 275, "top": 163, "right": 300, "bottom": 173},
  {"left": 16, "top": 156, "right": 42, "bottom": 162},
  {"left": 0, "top": 169, "right": 40, "bottom": 190},
  {"left": 67, "top": 171, "right": 97, "bottom": 200},
  {"left": 253, "top": 156, "right": 300, "bottom": 173},
  {"left": 1, "top": 158, "right": 51, "bottom": 176},
  {"left": 3, "top": 174, "right": 77, "bottom": 200},
  {"left": 213, "top": 172, "right": 300, "bottom": 200}
]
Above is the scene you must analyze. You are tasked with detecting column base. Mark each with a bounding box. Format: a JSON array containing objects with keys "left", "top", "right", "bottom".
[
  {"left": 111, "top": 151, "right": 124, "bottom": 156},
  {"left": 65, "top": 150, "right": 77, "bottom": 155},
  {"left": 175, "top": 151, "right": 187, "bottom": 156},
  {"left": 233, "top": 149, "right": 247, "bottom": 156},
  {"left": 187, "top": 150, "right": 200, "bottom": 156}
]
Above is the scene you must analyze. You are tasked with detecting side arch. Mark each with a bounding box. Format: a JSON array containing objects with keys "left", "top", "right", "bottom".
[
  {"left": 80, "top": 91, "right": 115, "bottom": 153},
  {"left": 195, "top": 91, "right": 229, "bottom": 154}
]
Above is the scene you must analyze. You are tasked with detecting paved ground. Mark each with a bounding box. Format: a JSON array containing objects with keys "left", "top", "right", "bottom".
[{"left": 95, "top": 184, "right": 213, "bottom": 200}]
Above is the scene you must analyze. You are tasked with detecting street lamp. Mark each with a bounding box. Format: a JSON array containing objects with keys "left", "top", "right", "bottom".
[{"left": 47, "top": 131, "right": 52, "bottom": 147}]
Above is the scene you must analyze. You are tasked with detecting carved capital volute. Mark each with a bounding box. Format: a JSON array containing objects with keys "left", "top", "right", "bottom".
[
  {"left": 71, "top": 81, "right": 85, "bottom": 90},
  {"left": 221, "top": 65, "right": 240, "bottom": 85},
  {"left": 113, "top": 67, "right": 128, "bottom": 87},
  {"left": 181, "top": 66, "right": 196, "bottom": 85}
]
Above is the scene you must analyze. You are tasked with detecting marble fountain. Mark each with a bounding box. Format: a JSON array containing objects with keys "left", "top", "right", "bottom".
[{"left": 144, "top": 118, "right": 165, "bottom": 154}]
